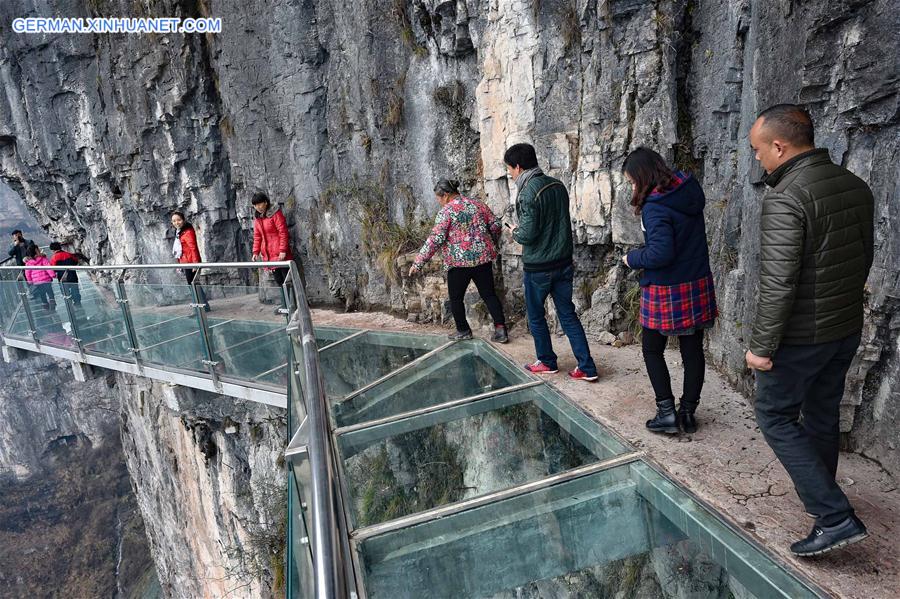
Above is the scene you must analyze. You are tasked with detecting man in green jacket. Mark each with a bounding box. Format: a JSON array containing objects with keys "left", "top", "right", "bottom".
[
  {"left": 747, "top": 104, "right": 874, "bottom": 556},
  {"left": 504, "top": 143, "right": 598, "bottom": 382}
]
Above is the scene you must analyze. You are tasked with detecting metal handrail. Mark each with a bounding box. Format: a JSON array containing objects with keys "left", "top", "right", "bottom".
[
  {"left": 0, "top": 260, "right": 294, "bottom": 271},
  {"left": 285, "top": 265, "right": 350, "bottom": 598}
]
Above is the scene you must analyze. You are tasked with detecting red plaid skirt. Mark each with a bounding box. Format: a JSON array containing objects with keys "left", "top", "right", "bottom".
[{"left": 640, "top": 273, "right": 718, "bottom": 334}]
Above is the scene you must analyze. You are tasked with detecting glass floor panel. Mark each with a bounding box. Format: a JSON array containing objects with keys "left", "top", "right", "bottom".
[
  {"left": 318, "top": 331, "right": 446, "bottom": 399},
  {"left": 356, "top": 462, "right": 821, "bottom": 599},
  {"left": 331, "top": 339, "right": 532, "bottom": 428},
  {"left": 337, "top": 386, "right": 629, "bottom": 528}
]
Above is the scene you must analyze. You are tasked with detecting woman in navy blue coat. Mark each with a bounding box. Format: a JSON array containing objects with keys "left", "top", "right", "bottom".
[{"left": 622, "top": 148, "right": 718, "bottom": 434}]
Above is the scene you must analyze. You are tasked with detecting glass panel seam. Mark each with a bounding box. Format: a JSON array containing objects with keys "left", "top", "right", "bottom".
[
  {"left": 349, "top": 451, "right": 646, "bottom": 542},
  {"left": 317, "top": 328, "right": 368, "bottom": 352},
  {"left": 332, "top": 380, "right": 545, "bottom": 436},
  {"left": 339, "top": 339, "right": 460, "bottom": 402}
]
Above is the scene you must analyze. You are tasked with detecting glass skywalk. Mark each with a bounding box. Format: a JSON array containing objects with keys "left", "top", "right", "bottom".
[
  {"left": 289, "top": 327, "right": 826, "bottom": 599},
  {"left": 0, "top": 264, "right": 826, "bottom": 599}
]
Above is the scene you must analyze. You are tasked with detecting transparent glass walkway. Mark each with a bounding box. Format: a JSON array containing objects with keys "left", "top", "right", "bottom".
[
  {"left": 289, "top": 329, "right": 828, "bottom": 599},
  {"left": 0, "top": 264, "right": 826, "bottom": 598},
  {"left": 0, "top": 273, "right": 296, "bottom": 406}
]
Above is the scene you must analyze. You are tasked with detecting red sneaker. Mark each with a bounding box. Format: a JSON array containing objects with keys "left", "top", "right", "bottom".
[
  {"left": 568, "top": 368, "right": 598, "bottom": 382},
  {"left": 525, "top": 360, "right": 558, "bottom": 375}
]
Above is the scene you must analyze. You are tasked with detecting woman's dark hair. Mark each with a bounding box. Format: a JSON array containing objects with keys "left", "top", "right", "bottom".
[
  {"left": 622, "top": 147, "right": 678, "bottom": 214},
  {"left": 503, "top": 143, "right": 539, "bottom": 170},
  {"left": 26, "top": 244, "right": 39, "bottom": 259},
  {"left": 49, "top": 242, "right": 62, "bottom": 251},
  {"left": 251, "top": 192, "right": 271, "bottom": 208},
  {"left": 434, "top": 179, "right": 460, "bottom": 196}
]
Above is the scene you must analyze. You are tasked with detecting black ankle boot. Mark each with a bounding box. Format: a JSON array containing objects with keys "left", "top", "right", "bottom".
[
  {"left": 646, "top": 398, "right": 679, "bottom": 434},
  {"left": 678, "top": 400, "right": 698, "bottom": 433}
]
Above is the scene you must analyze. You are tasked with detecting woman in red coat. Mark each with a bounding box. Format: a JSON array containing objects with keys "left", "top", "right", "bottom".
[
  {"left": 171, "top": 211, "right": 210, "bottom": 311},
  {"left": 251, "top": 193, "right": 294, "bottom": 312}
]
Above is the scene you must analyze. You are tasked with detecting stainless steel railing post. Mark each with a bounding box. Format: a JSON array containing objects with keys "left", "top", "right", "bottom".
[
  {"left": 189, "top": 267, "right": 223, "bottom": 392},
  {"left": 114, "top": 273, "right": 143, "bottom": 371},
  {"left": 285, "top": 258, "right": 350, "bottom": 599},
  {"left": 15, "top": 277, "right": 39, "bottom": 344},
  {"left": 59, "top": 279, "right": 86, "bottom": 360}
]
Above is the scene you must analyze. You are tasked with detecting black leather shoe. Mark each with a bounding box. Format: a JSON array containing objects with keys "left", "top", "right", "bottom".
[
  {"left": 678, "top": 400, "right": 698, "bottom": 433},
  {"left": 492, "top": 325, "right": 509, "bottom": 344},
  {"left": 646, "top": 399, "right": 679, "bottom": 434},
  {"left": 448, "top": 329, "right": 473, "bottom": 341},
  {"left": 790, "top": 516, "right": 868, "bottom": 557}
]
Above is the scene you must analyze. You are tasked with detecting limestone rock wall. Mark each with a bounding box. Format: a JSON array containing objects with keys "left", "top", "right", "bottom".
[
  {"left": 0, "top": 3, "right": 898, "bottom": 591},
  {"left": 117, "top": 376, "right": 287, "bottom": 598}
]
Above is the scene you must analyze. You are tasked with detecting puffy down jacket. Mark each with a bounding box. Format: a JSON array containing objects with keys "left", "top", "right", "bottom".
[{"left": 749, "top": 149, "right": 875, "bottom": 357}]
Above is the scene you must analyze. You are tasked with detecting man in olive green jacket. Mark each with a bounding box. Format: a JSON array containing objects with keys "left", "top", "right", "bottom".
[
  {"left": 504, "top": 143, "right": 598, "bottom": 382},
  {"left": 747, "top": 104, "right": 874, "bottom": 557}
]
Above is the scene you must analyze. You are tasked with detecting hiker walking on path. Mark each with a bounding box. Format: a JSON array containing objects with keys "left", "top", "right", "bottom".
[
  {"left": 171, "top": 211, "right": 210, "bottom": 311},
  {"left": 24, "top": 245, "right": 55, "bottom": 311},
  {"left": 746, "top": 103, "right": 874, "bottom": 557},
  {"left": 49, "top": 242, "right": 86, "bottom": 306},
  {"left": 504, "top": 143, "right": 598, "bottom": 381},
  {"left": 409, "top": 179, "right": 509, "bottom": 343},
  {"left": 621, "top": 148, "right": 718, "bottom": 435},
  {"left": 251, "top": 192, "right": 295, "bottom": 314}
]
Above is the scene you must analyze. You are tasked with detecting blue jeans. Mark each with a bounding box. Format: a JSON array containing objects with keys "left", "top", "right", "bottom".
[{"left": 523, "top": 264, "right": 597, "bottom": 376}]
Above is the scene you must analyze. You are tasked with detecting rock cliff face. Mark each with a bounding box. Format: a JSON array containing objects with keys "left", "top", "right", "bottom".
[
  {"left": 117, "top": 377, "right": 286, "bottom": 598},
  {"left": 0, "top": 354, "right": 158, "bottom": 597},
  {"left": 0, "top": 0, "right": 898, "bottom": 592}
]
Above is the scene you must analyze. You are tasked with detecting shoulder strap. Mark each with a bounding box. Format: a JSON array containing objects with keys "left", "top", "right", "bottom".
[{"left": 533, "top": 181, "right": 564, "bottom": 201}]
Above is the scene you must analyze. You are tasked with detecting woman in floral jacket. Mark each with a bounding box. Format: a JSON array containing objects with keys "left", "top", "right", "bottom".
[{"left": 409, "top": 179, "right": 508, "bottom": 343}]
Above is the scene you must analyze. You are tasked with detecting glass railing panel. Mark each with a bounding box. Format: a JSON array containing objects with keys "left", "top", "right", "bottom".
[
  {"left": 0, "top": 280, "right": 25, "bottom": 334},
  {"left": 123, "top": 283, "right": 207, "bottom": 371},
  {"left": 356, "top": 463, "right": 821, "bottom": 599},
  {"left": 36, "top": 280, "right": 78, "bottom": 348},
  {"left": 76, "top": 279, "right": 135, "bottom": 359},
  {"left": 318, "top": 331, "right": 445, "bottom": 399},
  {"left": 331, "top": 339, "right": 531, "bottom": 428},
  {"left": 337, "top": 387, "right": 628, "bottom": 528},
  {"left": 287, "top": 466, "right": 315, "bottom": 599},
  {"left": 200, "top": 283, "right": 290, "bottom": 384},
  {"left": 198, "top": 281, "right": 289, "bottom": 323},
  {"left": 289, "top": 337, "right": 309, "bottom": 431},
  {"left": 3, "top": 279, "right": 77, "bottom": 348}
]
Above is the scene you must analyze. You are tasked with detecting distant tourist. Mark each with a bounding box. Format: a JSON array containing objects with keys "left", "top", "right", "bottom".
[
  {"left": 409, "top": 179, "right": 509, "bottom": 343},
  {"left": 746, "top": 104, "right": 874, "bottom": 556},
  {"left": 621, "top": 148, "right": 717, "bottom": 435},
  {"left": 251, "top": 192, "right": 294, "bottom": 314},
  {"left": 171, "top": 212, "right": 210, "bottom": 311},
  {"left": 504, "top": 143, "right": 598, "bottom": 381},
  {"left": 49, "top": 242, "right": 86, "bottom": 306},
  {"left": 8, "top": 229, "right": 36, "bottom": 266},
  {"left": 23, "top": 245, "right": 55, "bottom": 311}
]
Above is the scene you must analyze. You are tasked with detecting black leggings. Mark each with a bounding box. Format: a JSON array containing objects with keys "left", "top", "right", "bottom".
[
  {"left": 641, "top": 327, "right": 705, "bottom": 405},
  {"left": 447, "top": 262, "right": 505, "bottom": 332},
  {"left": 272, "top": 263, "right": 295, "bottom": 309}
]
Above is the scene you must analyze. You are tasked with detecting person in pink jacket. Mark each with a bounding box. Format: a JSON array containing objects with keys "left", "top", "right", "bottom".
[{"left": 24, "top": 245, "right": 56, "bottom": 311}]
